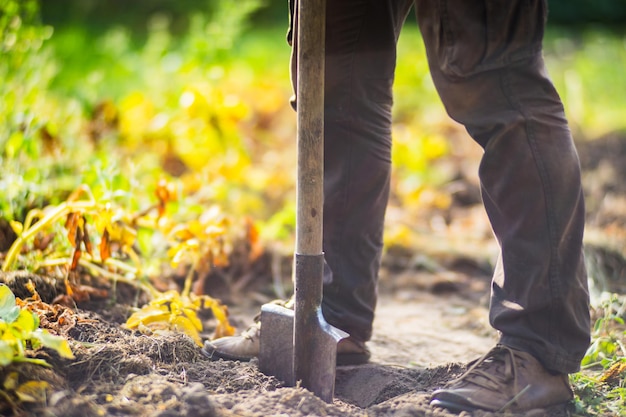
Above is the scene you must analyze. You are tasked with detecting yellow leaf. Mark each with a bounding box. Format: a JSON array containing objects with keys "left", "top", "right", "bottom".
[
  {"left": 119, "top": 91, "right": 155, "bottom": 144},
  {"left": 204, "top": 225, "right": 225, "bottom": 238},
  {"left": 106, "top": 221, "right": 137, "bottom": 248},
  {"left": 25, "top": 280, "right": 39, "bottom": 299},
  {"left": 125, "top": 306, "right": 170, "bottom": 329},
  {"left": 32, "top": 329, "right": 75, "bottom": 359},
  {"left": 208, "top": 301, "right": 235, "bottom": 338},
  {"left": 149, "top": 291, "right": 177, "bottom": 306},
  {"left": 422, "top": 134, "right": 449, "bottom": 160},
  {"left": 187, "top": 220, "right": 205, "bottom": 238},
  {"left": 15, "top": 308, "right": 38, "bottom": 333},
  {"left": 171, "top": 224, "right": 195, "bottom": 241},
  {"left": 3, "top": 371, "right": 19, "bottom": 390},
  {"left": 0, "top": 341, "right": 13, "bottom": 366},
  {"left": 15, "top": 380, "right": 49, "bottom": 403},
  {"left": 181, "top": 307, "right": 202, "bottom": 331},
  {"left": 188, "top": 296, "right": 202, "bottom": 309},
  {"left": 599, "top": 361, "right": 626, "bottom": 385},
  {"left": 57, "top": 340, "right": 74, "bottom": 359},
  {"left": 168, "top": 241, "right": 198, "bottom": 267},
  {"left": 180, "top": 172, "right": 203, "bottom": 195},
  {"left": 9, "top": 220, "right": 23, "bottom": 236},
  {"left": 170, "top": 315, "right": 202, "bottom": 346},
  {"left": 214, "top": 320, "right": 235, "bottom": 339},
  {"left": 94, "top": 208, "right": 113, "bottom": 234}
]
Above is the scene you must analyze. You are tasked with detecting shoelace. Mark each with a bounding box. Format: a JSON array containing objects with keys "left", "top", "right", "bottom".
[
  {"left": 242, "top": 297, "right": 295, "bottom": 341},
  {"left": 240, "top": 321, "right": 261, "bottom": 341},
  {"left": 453, "top": 345, "right": 521, "bottom": 393}
]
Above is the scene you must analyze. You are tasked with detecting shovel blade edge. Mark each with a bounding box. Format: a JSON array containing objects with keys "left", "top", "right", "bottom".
[
  {"left": 295, "top": 308, "right": 348, "bottom": 402},
  {"left": 259, "top": 303, "right": 295, "bottom": 385}
]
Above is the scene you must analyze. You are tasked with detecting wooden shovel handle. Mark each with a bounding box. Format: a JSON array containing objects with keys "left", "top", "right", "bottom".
[{"left": 295, "top": 0, "right": 325, "bottom": 256}]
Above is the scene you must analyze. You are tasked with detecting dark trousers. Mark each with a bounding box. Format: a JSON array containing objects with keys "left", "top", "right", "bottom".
[{"left": 288, "top": 0, "right": 590, "bottom": 374}]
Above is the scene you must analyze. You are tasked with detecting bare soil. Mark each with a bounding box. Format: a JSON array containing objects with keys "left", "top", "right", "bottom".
[
  {"left": 0, "top": 267, "right": 576, "bottom": 417},
  {"left": 1, "top": 131, "right": 625, "bottom": 417}
]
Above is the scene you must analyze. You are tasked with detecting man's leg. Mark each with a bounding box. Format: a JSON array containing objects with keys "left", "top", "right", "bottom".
[
  {"left": 415, "top": 0, "right": 590, "bottom": 412},
  {"left": 203, "top": 0, "right": 414, "bottom": 362},
  {"left": 312, "top": 0, "right": 414, "bottom": 344}
]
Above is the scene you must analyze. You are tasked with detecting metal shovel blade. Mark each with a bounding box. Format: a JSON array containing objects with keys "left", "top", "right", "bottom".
[
  {"left": 259, "top": 255, "right": 348, "bottom": 402},
  {"left": 294, "top": 308, "right": 348, "bottom": 401},
  {"left": 293, "top": 254, "right": 348, "bottom": 402},
  {"left": 258, "top": 303, "right": 294, "bottom": 386}
]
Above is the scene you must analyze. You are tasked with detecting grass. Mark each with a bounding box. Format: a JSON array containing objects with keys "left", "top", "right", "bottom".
[{"left": 544, "top": 26, "right": 626, "bottom": 138}]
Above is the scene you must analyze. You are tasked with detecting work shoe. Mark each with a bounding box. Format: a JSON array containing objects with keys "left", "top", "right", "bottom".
[
  {"left": 201, "top": 299, "right": 370, "bottom": 365},
  {"left": 430, "top": 345, "right": 573, "bottom": 413},
  {"left": 335, "top": 336, "right": 371, "bottom": 366},
  {"left": 202, "top": 320, "right": 262, "bottom": 362}
]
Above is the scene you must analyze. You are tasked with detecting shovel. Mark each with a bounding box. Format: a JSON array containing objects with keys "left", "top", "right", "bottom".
[{"left": 258, "top": 0, "right": 348, "bottom": 403}]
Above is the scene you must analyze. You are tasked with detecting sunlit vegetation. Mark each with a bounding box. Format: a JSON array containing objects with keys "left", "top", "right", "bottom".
[{"left": 1, "top": 0, "right": 625, "bottom": 415}]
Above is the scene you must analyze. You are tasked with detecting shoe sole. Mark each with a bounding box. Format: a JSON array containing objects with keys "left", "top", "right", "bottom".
[
  {"left": 430, "top": 399, "right": 477, "bottom": 413},
  {"left": 336, "top": 351, "right": 371, "bottom": 366},
  {"left": 201, "top": 344, "right": 255, "bottom": 362}
]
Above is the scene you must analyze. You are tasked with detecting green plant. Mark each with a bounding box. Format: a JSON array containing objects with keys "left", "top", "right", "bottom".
[
  {"left": 582, "top": 296, "right": 626, "bottom": 369},
  {"left": 0, "top": 283, "right": 76, "bottom": 413},
  {"left": 571, "top": 294, "right": 626, "bottom": 416},
  {"left": 0, "top": 284, "right": 74, "bottom": 367},
  {"left": 2, "top": 181, "right": 238, "bottom": 343},
  {"left": 125, "top": 289, "right": 234, "bottom": 346},
  {"left": 2, "top": 0, "right": 277, "bottom": 229},
  {"left": 0, "top": 0, "right": 54, "bottom": 148},
  {"left": 544, "top": 28, "right": 626, "bottom": 138},
  {"left": 0, "top": 0, "right": 60, "bottom": 222}
]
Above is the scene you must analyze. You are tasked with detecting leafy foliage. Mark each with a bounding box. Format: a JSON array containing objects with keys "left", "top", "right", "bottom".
[
  {"left": 0, "top": 282, "right": 76, "bottom": 413},
  {"left": 0, "top": 284, "right": 74, "bottom": 367},
  {"left": 125, "top": 290, "right": 234, "bottom": 346},
  {"left": 2, "top": 371, "right": 49, "bottom": 405},
  {"left": 2, "top": 181, "right": 237, "bottom": 337},
  {"left": 0, "top": 0, "right": 59, "bottom": 221},
  {"left": 571, "top": 294, "right": 626, "bottom": 416},
  {"left": 0, "top": 1, "right": 270, "bottom": 369},
  {"left": 544, "top": 28, "right": 626, "bottom": 138}
]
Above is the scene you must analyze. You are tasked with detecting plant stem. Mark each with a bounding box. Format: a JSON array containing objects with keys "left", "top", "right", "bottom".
[{"left": 2, "top": 200, "right": 95, "bottom": 272}]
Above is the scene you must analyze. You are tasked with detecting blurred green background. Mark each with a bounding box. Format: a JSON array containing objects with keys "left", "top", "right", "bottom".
[
  {"left": 2, "top": 0, "right": 626, "bottom": 245},
  {"left": 39, "top": 0, "right": 626, "bottom": 30}
]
